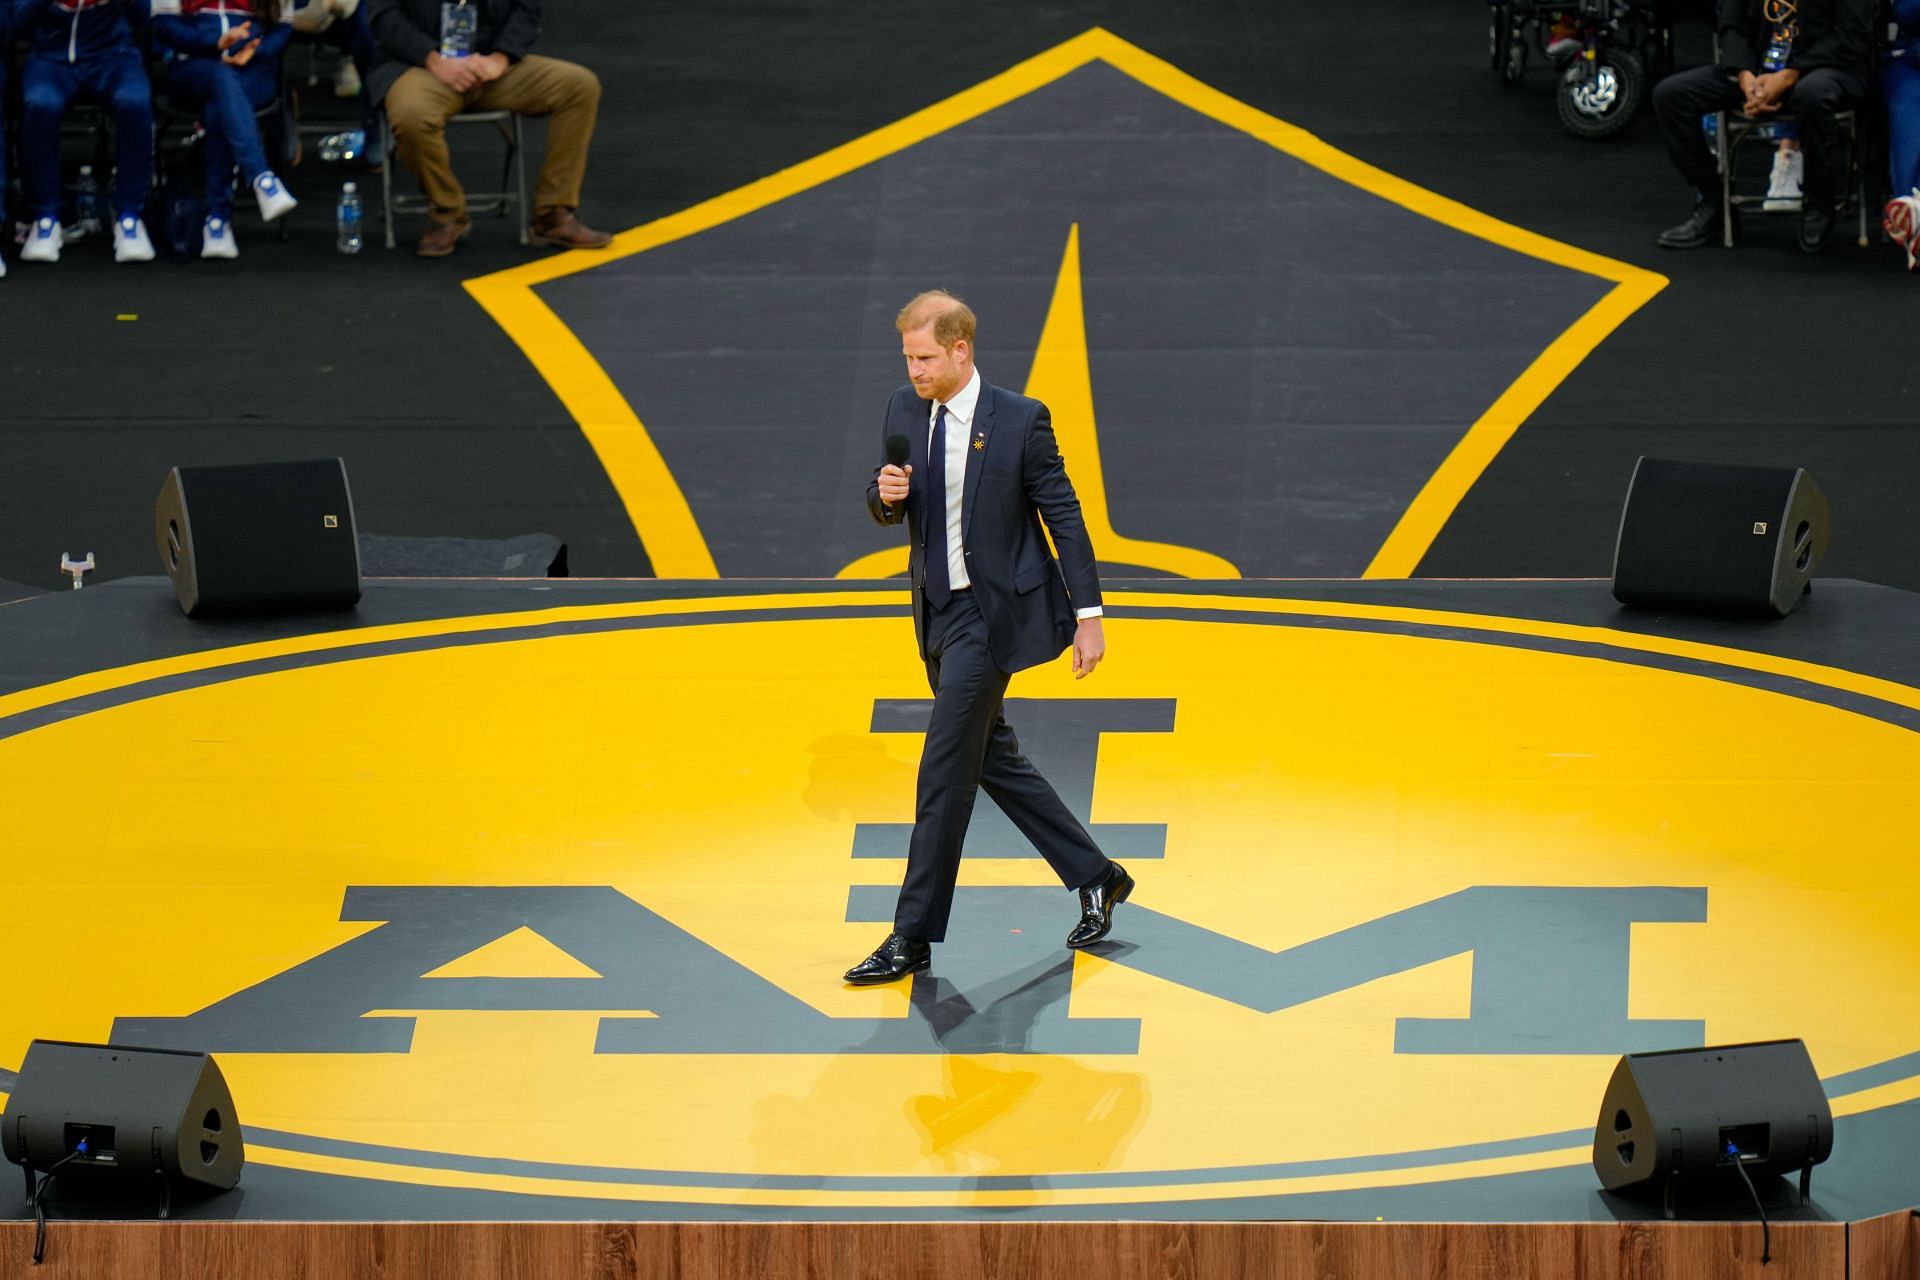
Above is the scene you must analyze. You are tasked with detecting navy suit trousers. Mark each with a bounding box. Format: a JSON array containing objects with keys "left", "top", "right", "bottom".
[{"left": 893, "top": 590, "right": 1111, "bottom": 942}]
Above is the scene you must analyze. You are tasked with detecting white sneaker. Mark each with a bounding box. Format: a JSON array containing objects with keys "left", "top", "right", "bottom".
[
  {"left": 253, "top": 172, "right": 298, "bottom": 222},
  {"left": 1763, "top": 148, "right": 1804, "bottom": 211},
  {"left": 20, "top": 217, "right": 63, "bottom": 263},
  {"left": 113, "top": 214, "right": 155, "bottom": 262},
  {"left": 332, "top": 58, "right": 362, "bottom": 99},
  {"left": 201, "top": 215, "right": 239, "bottom": 259}
]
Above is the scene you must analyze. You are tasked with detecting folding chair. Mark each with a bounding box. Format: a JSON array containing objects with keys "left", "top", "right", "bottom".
[
  {"left": 379, "top": 108, "right": 527, "bottom": 249},
  {"left": 1715, "top": 109, "right": 1870, "bottom": 248}
]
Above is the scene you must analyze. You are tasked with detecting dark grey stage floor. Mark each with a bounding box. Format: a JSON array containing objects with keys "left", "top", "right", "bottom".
[{"left": 2, "top": 1, "right": 1917, "bottom": 594}]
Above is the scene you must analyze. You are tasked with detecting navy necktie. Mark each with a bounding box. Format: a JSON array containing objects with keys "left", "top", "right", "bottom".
[{"left": 924, "top": 404, "right": 951, "bottom": 609}]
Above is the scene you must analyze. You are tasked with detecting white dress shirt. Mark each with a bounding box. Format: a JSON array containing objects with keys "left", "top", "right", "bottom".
[{"left": 929, "top": 368, "right": 1100, "bottom": 619}]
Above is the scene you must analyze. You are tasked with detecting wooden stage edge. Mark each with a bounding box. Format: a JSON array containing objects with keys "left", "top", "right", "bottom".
[{"left": 1, "top": 1213, "right": 1914, "bottom": 1280}]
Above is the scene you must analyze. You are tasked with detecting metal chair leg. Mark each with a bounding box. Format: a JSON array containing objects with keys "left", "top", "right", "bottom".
[
  {"left": 1718, "top": 111, "right": 1734, "bottom": 248},
  {"left": 494, "top": 117, "right": 513, "bottom": 220},
  {"left": 514, "top": 114, "right": 529, "bottom": 244},
  {"left": 380, "top": 114, "right": 396, "bottom": 250},
  {"left": 1856, "top": 119, "right": 1871, "bottom": 247}
]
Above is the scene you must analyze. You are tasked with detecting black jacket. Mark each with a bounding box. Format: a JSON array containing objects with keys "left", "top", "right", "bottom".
[
  {"left": 1717, "top": 0, "right": 1877, "bottom": 79},
  {"left": 366, "top": 0, "right": 541, "bottom": 105},
  {"left": 866, "top": 380, "right": 1101, "bottom": 675}
]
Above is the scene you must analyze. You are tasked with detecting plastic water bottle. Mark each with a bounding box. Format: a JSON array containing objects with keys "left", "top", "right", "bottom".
[
  {"left": 336, "top": 182, "right": 363, "bottom": 254},
  {"left": 317, "top": 129, "right": 366, "bottom": 164},
  {"left": 73, "top": 165, "right": 103, "bottom": 238}
]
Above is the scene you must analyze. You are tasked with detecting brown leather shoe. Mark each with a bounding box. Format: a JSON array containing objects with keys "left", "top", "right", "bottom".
[
  {"left": 415, "top": 217, "right": 470, "bottom": 258},
  {"left": 530, "top": 207, "right": 613, "bottom": 249}
]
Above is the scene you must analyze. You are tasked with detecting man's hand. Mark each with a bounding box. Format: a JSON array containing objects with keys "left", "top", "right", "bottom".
[
  {"left": 1750, "top": 68, "right": 1798, "bottom": 113},
  {"left": 1737, "top": 69, "right": 1768, "bottom": 113},
  {"left": 427, "top": 50, "right": 482, "bottom": 92},
  {"left": 217, "top": 20, "right": 256, "bottom": 64},
  {"left": 471, "top": 51, "right": 510, "bottom": 82},
  {"left": 877, "top": 463, "right": 912, "bottom": 507},
  {"left": 1071, "top": 617, "right": 1104, "bottom": 680}
]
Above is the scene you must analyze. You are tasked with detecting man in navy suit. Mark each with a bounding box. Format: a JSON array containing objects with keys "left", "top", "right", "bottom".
[{"left": 844, "top": 291, "right": 1133, "bottom": 986}]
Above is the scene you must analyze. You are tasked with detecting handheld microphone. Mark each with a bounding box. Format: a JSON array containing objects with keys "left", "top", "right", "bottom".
[{"left": 885, "top": 434, "right": 911, "bottom": 468}]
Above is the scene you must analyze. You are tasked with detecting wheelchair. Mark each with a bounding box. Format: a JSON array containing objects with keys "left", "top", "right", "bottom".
[{"left": 1489, "top": 0, "right": 1674, "bottom": 138}]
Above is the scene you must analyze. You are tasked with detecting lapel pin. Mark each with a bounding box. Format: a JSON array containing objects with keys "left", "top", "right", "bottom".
[{"left": 973, "top": 433, "right": 986, "bottom": 451}]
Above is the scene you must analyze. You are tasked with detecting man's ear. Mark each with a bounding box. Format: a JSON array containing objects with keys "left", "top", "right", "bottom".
[{"left": 952, "top": 339, "right": 971, "bottom": 365}]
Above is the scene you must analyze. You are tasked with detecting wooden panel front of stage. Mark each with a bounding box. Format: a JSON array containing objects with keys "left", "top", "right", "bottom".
[{"left": 3, "top": 1215, "right": 1914, "bottom": 1280}]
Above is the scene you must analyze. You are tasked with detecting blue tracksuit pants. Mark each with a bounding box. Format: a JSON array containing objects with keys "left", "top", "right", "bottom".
[
  {"left": 20, "top": 48, "right": 153, "bottom": 220},
  {"left": 163, "top": 56, "right": 279, "bottom": 217},
  {"left": 1886, "top": 50, "right": 1920, "bottom": 197}
]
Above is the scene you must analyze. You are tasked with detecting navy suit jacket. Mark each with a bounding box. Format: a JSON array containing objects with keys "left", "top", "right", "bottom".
[{"left": 865, "top": 379, "right": 1101, "bottom": 674}]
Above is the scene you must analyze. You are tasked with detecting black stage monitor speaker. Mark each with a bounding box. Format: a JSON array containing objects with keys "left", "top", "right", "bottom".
[
  {"left": 155, "top": 458, "right": 362, "bottom": 617},
  {"left": 2, "top": 1040, "right": 244, "bottom": 1207},
  {"left": 1612, "top": 457, "right": 1829, "bottom": 618},
  {"left": 1592, "top": 1039, "right": 1832, "bottom": 1202}
]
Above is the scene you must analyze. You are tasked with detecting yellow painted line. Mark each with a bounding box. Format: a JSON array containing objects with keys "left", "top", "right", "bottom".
[
  {"left": 78, "top": 1067, "right": 1920, "bottom": 1205},
  {"left": 1081, "top": 34, "right": 1670, "bottom": 580},
  {"left": 1362, "top": 275, "right": 1664, "bottom": 578},
  {"left": 1102, "top": 590, "right": 1920, "bottom": 714},
  {"left": 6, "top": 588, "right": 1916, "bottom": 734},
  {"left": 1830, "top": 1075, "right": 1920, "bottom": 1116},
  {"left": 1021, "top": 224, "right": 1240, "bottom": 579},
  {"left": 841, "top": 223, "right": 1242, "bottom": 581},
  {"left": 244, "top": 1139, "right": 1587, "bottom": 1208},
  {"left": 462, "top": 273, "right": 718, "bottom": 578},
  {"left": 0, "top": 591, "right": 909, "bottom": 724},
  {"left": 463, "top": 28, "right": 1663, "bottom": 586},
  {"left": 461, "top": 31, "right": 1120, "bottom": 577},
  {"left": 836, "top": 547, "right": 909, "bottom": 580}
]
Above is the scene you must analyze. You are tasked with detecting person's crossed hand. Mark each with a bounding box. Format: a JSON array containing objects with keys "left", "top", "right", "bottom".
[
  {"left": 1741, "top": 67, "right": 1799, "bottom": 114},
  {"left": 427, "top": 49, "right": 482, "bottom": 92},
  {"left": 218, "top": 21, "right": 259, "bottom": 65}
]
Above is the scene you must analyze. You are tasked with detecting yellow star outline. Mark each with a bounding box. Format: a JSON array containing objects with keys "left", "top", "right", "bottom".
[
  {"left": 839, "top": 223, "right": 1240, "bottom": 581},
  {"left": 463, "top": 29, "right": 1664, "bottom": 582}
]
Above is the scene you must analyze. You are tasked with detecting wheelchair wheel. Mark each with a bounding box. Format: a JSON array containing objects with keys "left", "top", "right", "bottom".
[{"left": 1556, "top": 48, "right": 1644, "bottom": 138}]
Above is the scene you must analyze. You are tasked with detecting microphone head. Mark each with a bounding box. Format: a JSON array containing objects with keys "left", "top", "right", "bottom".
[{"left": 884, "top": 434, "right": 911, "bottom": 467}]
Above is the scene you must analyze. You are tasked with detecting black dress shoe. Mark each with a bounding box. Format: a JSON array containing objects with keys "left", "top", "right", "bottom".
[
  {"left": 843, "top": 932, "right": 930, "bottom": 985},
  {"left": 1657, "top": 199, "right": 1729, "bottom": 249},
  {"left": 1066, "top": 862, "right": 1134, "bottom": 949},
  {"left": 1799, "top": 206, "right": 1835, "bottom": 254}
]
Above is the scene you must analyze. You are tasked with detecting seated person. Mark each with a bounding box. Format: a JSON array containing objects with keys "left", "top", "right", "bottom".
[
  {"left": 152, "top": 0, "right": 299, "bottom": 259},
  {"left": 1882, "top": 0, "right": 1920, "bottom": 268},
  {"left": 288, "top": 0, "right": 365, "bottom": 96},
  {"left": 288, "top": 0, "right": 384, "bottom": 166},
  {"left": 15, "top": 0, "right": 157, "bottom": 263},
  {"left": 1650, "top": 0, "right": 1876, "bottom": 253},
  {"left": 367, "top": 0, "right": 612, "bottom": 257}
]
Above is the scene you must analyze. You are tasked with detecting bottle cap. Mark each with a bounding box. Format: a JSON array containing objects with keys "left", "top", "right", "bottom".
[
  {"left": 80, "top": 164, "right": 94, "bottom": 175},
  {"left": 343, "top": 182, "right": 358, "bottom": 193}
]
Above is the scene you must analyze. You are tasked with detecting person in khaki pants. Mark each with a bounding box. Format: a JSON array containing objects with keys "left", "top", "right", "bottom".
[{"left": 367, "top": 0, "right": 612, "bottom": 256}]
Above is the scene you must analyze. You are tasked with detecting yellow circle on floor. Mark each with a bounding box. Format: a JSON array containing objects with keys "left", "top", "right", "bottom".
[{"left": 2, "top": 592, "right": 1915, "bottom": 1207}]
